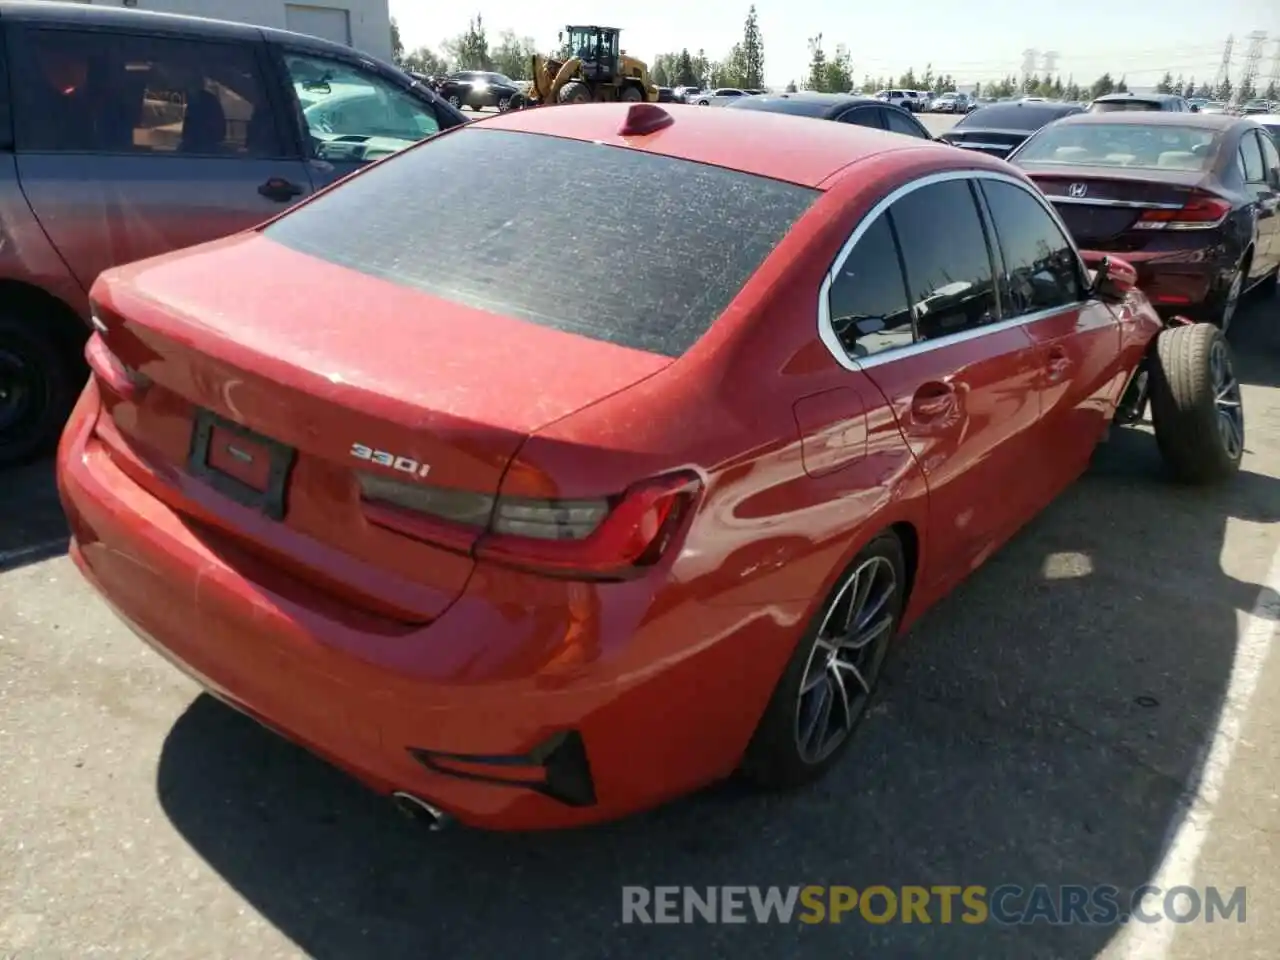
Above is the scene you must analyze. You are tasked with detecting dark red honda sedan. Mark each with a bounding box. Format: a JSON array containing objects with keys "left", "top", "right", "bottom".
[
  {"left": 57, "top": 102, "right": 1242, "bottom": 830},
  {"left": 1010, "top": 111, "right": 1280, "bottom": 332}
]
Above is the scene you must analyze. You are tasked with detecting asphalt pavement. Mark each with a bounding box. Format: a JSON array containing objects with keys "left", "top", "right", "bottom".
[{"left": 2, "top": 126, "right": 1279, "bottom": 956}]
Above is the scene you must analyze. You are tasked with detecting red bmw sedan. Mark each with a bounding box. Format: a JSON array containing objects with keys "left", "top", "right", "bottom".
[{"left": 58, "top": 102, "right": 1242, "bottom": 830}]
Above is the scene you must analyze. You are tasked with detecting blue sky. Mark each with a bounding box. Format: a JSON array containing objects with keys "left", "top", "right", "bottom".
[{"left": 390, "top": 0, "right": 1279, "bottom": 90}]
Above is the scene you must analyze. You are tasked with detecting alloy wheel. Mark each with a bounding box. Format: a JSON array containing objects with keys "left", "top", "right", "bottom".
[
  {"left": 1209, "top": 337, "right": 1244, "bottom": 460},
  {"left": 794, "top": 555, "right": 898, "bottom": 764},
  {"left": 0, "top": 346, "right": 40, "bottom": 436}
]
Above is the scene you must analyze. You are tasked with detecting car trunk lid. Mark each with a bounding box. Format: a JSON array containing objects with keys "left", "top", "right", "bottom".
[
  {"left": 88, "top": 233, "right": 671, "bottom": 624},
  {"left": 940, "top": 128, "right": 1032, "bottom": 158},
  {"left": 1021, "top": 165, "right": 1211, "bottom": 250}
]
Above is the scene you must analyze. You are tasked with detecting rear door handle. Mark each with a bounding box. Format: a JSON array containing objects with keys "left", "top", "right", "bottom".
[{"left": 258, "top": 177, "right": 304, "bottom": 202}]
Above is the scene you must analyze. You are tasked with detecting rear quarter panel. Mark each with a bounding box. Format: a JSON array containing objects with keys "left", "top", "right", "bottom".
[{"left": 0, "top": 152, "right": 90, "bottom": 318}]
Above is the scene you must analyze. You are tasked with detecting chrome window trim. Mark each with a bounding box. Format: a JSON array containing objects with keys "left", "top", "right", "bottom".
[
  {"left": 818, "top": 169, "right": 1091, "bottom": 373},
  {"left": 1046, "top": 196, "right": 1183, "bottom": 209}
]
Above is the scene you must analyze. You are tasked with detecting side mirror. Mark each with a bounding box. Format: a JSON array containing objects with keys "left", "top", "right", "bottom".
[
  {"left": 1085, "top": 253, "right": 1138, "bottom": 304},
  {"left": 1269, "top": 167, "right": 1280, "bottom": 190}
]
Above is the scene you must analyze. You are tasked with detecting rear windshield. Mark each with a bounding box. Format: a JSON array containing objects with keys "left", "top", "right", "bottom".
[
  {"left": 957, "top": 103, "right": 1079, "bottom": 130},
  {"left": 263, "top": 128, "right": 817, "bottom": 357},
  {"left": 1015, "top": 123, "right": 1218, "bottom": 171},
  {"left": 1089, "top": 99, "right": 1165, "bottom": 112},
  {"left": 728, "top": 96, "right": 832, "bottom": 118}
]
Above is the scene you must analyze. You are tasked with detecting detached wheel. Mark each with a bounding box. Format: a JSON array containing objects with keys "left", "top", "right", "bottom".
[
  {"left": 1149, "top": 322, "right": 1243, "bottom": 484},
  {"left": 740, "top": 533, "right": 905, "bottom": 789},
  {"left": 0, "top": 313, "right": 77, "bottom": 467}
]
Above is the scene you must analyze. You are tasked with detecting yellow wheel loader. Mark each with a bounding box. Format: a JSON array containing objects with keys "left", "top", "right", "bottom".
[{"left": 507, "top": 26, "right": 658, "bottom": 109}]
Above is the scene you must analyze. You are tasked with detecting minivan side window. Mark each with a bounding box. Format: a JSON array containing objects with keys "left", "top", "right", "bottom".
[
  {"left": 979, "top": 179, "right": 1084, "bottom": 316},
  {"left": 283, "top": 51, "right": 439, "bottom": 157},
  {"left": 890, "top": 178, "right": 1000, "bottom": 340},
  {"left": 10, "top": 29, "right": 282, "bottom": 157},
  {"left": 827, "top": 213, "right": 914, "bottom": 359}
]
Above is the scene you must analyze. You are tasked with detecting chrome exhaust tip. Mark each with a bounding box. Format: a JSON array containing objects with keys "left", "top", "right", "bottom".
[{"left": 391, "top": 791, "right": 452, "bottom": 830}]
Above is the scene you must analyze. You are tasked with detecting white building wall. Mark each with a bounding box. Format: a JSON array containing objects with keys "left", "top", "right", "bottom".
[{"left": 46, "top": 0, "right": 394, "bottom": 62}]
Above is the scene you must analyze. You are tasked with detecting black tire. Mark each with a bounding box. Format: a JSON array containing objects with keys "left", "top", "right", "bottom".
[
  {"left": 619, "top": 84, "right": 643, "bottom": 103},
  {"left": 557, "top": 81, "right": 592, "bottom": 104},
  {"left": 0, "top": 313, "right": 78, "bottom": 467},
  {"left": 506, "top": 92, "right": 527, "bottom": 111},
  {"left": 739, "top": 532, "right": 906, "bottom": 790},
  {"left": 1149, "top": 322, "right": 1243, "bottom": 484},
  {"left": 1207, "top": 262, "right": 1244, "bottom": 332}
]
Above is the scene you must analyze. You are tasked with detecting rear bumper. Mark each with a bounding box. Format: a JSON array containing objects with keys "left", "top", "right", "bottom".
[
  {"left": 57, "top": 383, "right": 797, "bottom": 830},
  {"left": 1095, "top": 249, "right": 1228, "bottom": 314}
]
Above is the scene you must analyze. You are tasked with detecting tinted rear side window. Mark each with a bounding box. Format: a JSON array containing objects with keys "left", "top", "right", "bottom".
[{"left": 263, "top": 128, "right": 817, "bottom": 357}]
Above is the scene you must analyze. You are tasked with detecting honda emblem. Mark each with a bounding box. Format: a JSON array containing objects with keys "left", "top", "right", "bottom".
[{"left": 1067, "top": 182, "right": 1088, "bottom": 199}]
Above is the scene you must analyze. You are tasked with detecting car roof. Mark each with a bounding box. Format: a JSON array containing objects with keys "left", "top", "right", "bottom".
[
  {"left": 956, "top": 101, "right": 1083, "bottom": 130},
  {"left": 0, "top": 0, "right": 374, "bottom": 61},
  {"left": 473, "top": 102, "right": 968, "bottom": 188},
  {"left": 1052, "top": 110, "right": 1243, "bottom": 130},
  {"left": 727, "top": 92, "right": 881, "bottom": 119},
  {"left": 1093, "top": 92, "right": 1183, "bottom": 103}
]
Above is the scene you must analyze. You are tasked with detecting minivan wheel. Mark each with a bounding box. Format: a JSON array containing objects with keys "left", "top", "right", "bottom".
[
  {"left": 739, "top": 532, "right": 906, "bottom": 789},
  {"left": 0, "top": 315, "right": 76, "bottom": 467}
]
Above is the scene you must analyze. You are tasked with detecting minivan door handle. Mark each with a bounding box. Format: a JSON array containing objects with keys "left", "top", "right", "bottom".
[{"left": 258, "top": 177, "right": 304, "bottom": 202}]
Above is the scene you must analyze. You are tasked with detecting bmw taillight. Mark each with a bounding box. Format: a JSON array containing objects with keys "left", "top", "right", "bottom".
[
  {"left": 358, "top": 469, "right": 702, "bottom": 580},
  {"left": 1133, "top": 191, "right": 1232, "bottom": 230}
]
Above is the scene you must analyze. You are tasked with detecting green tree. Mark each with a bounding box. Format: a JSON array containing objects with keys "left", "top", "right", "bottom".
[
  {"left": 1266, "top": 80, "right": 1279, "bottom": 100},
  {"left": 1064, "top": 76, "right": 1081, "bottom": 101},
  {"left": 1154, "top": 72, "right": 1175, "bottom": 94},
  {"left": 403, "top": 46, "right": 448, "bottom": 76},
  {"left": 897, "top": 67, "right": 918, "bottom": 89},
  {"left": 1023, "top": 72, "right": 1040, "bottom": 94},
  {"left": 390, "top": 17, "right": 405, "bottom": 65},
  {"left": 1090, "top": 72, "right": 1116, "bottom": 98},
  {"left": 973, "top": 81, "right": 982, "bottom": 98},
  {"left": 490, "top": 31, "right": 537, "bottom": 80},
  {"left": 693, "top": 49, "right": 711, "bottom": 86},
  {"left": 785, "top": 79, "right": 798, "bottom": 92},
  {"left": 741, "top": 5, "right": 765, "bottom": 89},
  {"left": 1115, "top": 75, "right": 1128, "bottom": 93},
  {"left": 921, "top": 63, "right": 935, "bottom": 91},
  {"left": 1182, "top": 76, "right": 1195, "bottom": 98},
  {"left": 444, "top": 14, "right": 490, "bottom": 71},
  {"left": 823, "top": 43, "right": 853, "bottom": 93},
  {"left": 807, "top": 34, "right": 828, "bottom": 91},
  {"left": 1238, "top": 77, "right": 1256, "bottom": 100},
  {"left": 675, "top": 48, "right": 696, "bottom": 87},
  {"left": 1214, "top": 76, "right": 1233, "bottom": 100}
]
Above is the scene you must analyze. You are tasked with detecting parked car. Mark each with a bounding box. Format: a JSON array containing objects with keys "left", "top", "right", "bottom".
[
  {"left": 0, "top": 0, "right": 466, "bottom": 466},
  {"left": 1089, "top": 92, "right": 1196, "bottom": 113},
  {"left": 1199, "top": 100, "right": 1228, "bottom": 114},
  {"left": 61, "top": 100, "right": 1242, "bottom": 831},
  {"left": 693, "top": 88, "right": 747, "bottom": 105},
  {"left": 656, "top": 87, "right": 678, "bottom": 103},
  {"left": 673, "top": 85, "right": 702, "bottom": 102},
  {"left": 1009, "top": 112, "right": 1280, "bottom": 330},
  {"left": 435, "top": 71, "right": 522, "bottom": 112},
  {"left": 874, "top": 89, "right": 915, "bottom": 111},
  {"left": 1254, "top": 114, "right": 1280, "bottom": 140},
  {"left": 932, "top": 92, "right": 970, "bottom": 114},
  {"left": 726, "top": 92, "right": 932, "bottom": 140},
  {"left": 1241, "top": 99, "right": 1274, "bottom": 116},
  {"left": 938, "top": 100, "right": 1085, "bottom": 159}
]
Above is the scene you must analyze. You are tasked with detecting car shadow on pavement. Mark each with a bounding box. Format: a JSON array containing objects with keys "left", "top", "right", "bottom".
[
  {"left": 155, "top": 424, "right": 1280, "bottom": 959},
  {"left": 0, "top": 458, "right": 69, "bottom": 571}
]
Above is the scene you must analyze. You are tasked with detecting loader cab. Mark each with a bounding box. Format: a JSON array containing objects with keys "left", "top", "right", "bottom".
[{"left": 565, "top": 25, "right": 619, "bottom": 82}]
